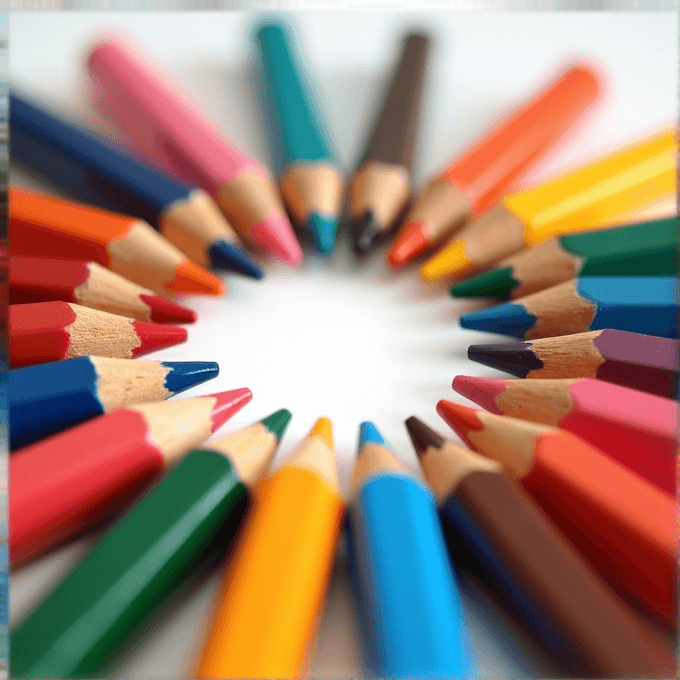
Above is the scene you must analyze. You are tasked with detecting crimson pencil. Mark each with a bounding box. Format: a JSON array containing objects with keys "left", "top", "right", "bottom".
[
  {"left": 10, "top": 256, "right": 196, "bottom": 323},
  {"left": 437, "top": 400, "right": 677, "bottom": 628},
  {"left": 10, "top": 388, "right": 252, "bottom": 565},
  {"left": 453, "top": 375, "right": 678, "bottom": 494},
  {"left": 9, "top": 301, "right": 188, "bottom": 368}
]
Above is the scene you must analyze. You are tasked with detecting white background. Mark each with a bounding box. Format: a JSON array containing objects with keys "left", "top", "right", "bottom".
[{"left": 9, "top": 11, "right": 679, "bottom": 678}]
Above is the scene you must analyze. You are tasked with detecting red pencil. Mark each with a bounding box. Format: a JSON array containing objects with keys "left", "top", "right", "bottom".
[
  {"left": 10, "top": 301, "right": 188, "bottom": 368},
  {"left": 10, "top": 388, "right": 252, "bottom": 565},
  {"left": 437, "top": 400, "right": 677, "bottom": 628},
  {"left": 452, "top": 375, "right": 678, "bottom": 495},
  {"left": 10, "top": 256, "right": 196, "bottom": 323}
]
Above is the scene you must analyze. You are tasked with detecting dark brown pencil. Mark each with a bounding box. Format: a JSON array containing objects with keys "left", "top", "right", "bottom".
[
  {"left": 349, "top": 34, "right": 430, "bottom": 254},
  {"left": 405, "top": 415, "right": 677, "bottom": 678}
]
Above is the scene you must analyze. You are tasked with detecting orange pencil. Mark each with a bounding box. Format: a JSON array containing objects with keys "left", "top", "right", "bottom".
[
  {"left": 195, "top": 418, "right": 344, "bottom": 679},
  {"left": 437, "top": 400, "right": 677, "bottom": 629},
  {"left": 10, "top": 187, "right": 224, "bottom": 296}
]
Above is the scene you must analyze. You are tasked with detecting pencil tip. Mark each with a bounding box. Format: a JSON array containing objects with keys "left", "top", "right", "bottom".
[
  {"left": 208, "top": 239, "right": 264, "bottom": 280},
  {"left": 351, "top": 212, "right": 382, "bottom": 255},
  {"left": 450, "top": 267, "right": 517, "bottom": 299},
  {"left": 404, "top": 416, "right": 444, "bottom": 457},
  {"left": 436, "top": 399, "right": 484, "bottom": 445},
  {"left": 388, "top": 221, "right": 430, "bottom": 268},
  {"left": 307, "top": 213, "right": 338, "bottom": 254},
  {"left": 140, "top": 294, "right": 198, "bottom": 324},
  {"left": 309, "top": 417, "right": 334, "bottom": 448},
  {"left": 161, "top": 361, "right": 219, "bottom": 394},
  {"left": 261, "top": 408, "right": 292, "bottom": 440},
  {"left": 168, "top": 260, "right": 225, "bottom": 296},
  {"left": 460, "top": 302, "right": 536, "bottom": 338},
  {"left": 251, "top": 214, "right": 303, "bottom": 265},
  {"left": 208, "top": 388, "right": 253, "bottom": 432},
  {"left": 467, "top": 341, "right": 541, "bottom": 378},
  {"left": 358, "top": 421, "right": 387, "bottom": 450},
  {"left": 130, "top": 321, "right": 188, "bottom": 357},
  {"left": 452, "top": 375, "right": 506, "bottom": 414},
  {"left": 420, "top": 241, "right": 472, "bottom": 281}
]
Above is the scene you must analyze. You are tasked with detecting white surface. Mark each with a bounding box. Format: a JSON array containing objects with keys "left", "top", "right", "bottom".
[{"left": 9, "top": 11, "right": 679, "bottom": 679}]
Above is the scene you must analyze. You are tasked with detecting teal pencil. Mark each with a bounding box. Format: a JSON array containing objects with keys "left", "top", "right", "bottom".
[{"left": 256, "top": 20, "right": 343, "bottom": 254}]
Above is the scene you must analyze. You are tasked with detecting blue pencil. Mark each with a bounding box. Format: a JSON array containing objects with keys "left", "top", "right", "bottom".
[
  {"left": 346, "top": 421, "right": 474, "bottom": 679},
  {"left": 10, "top": 92, "right": 263, "bottom": 279},
  {"left": 256, "top": 21, "right": 343, "bottom": 254},
  {"left": 460, "top": 276, "right": 679, "bottom": 340},
  {"left": 9, "top": 356, "right": 219, "bottom": 449}
]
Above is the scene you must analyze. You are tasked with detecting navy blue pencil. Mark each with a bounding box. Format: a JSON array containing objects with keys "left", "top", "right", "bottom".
[
  {"left": 9, "top": 356, "right": 219, "bottom": 449},
  {"left": 10, "top": 92, "right": 263, "bottom": 279}
]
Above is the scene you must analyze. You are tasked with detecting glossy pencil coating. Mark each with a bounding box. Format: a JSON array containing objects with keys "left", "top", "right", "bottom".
[
  {"left": 9, "top": 356, "right": 219, "bottom": 449},
  {"left": 389, "top": 65, "right": 601, "bottom": 267},
  {"left": 347, "top": 421, "right": 473, "bottom": 679},
  {"left": 11, "top": 410, "right": 288, "bottom": 678},
  {"left": 10, "top": 188, "right": 225, "bottom": 295},
  {"left": 9, "top": 93, "right": 262, "bottom": 278},
  {"left": 460, "top": 277, "right": 679, "bottom": 339},
  {"left": 452, "top": 375, "right": 678, "bottom": 494},
  {"left": 10, "top": 256, "right": 197, "bottom": 323},
  {"left": 256, "top": 22, "right": 343, "bottom": 254},
  {"left": 9, "top": 301, "right": 188, "bottom": 368},
  {"left": 195, "top": 417, "right": 344, "bottom": 679},
  {"left": 87, "top": 35, "right": 302, "bottom": 265},
  {"left": 467, "top": 330, "right": 680, "bottom": 399},
  {"left": 421, "top": 128, "right": 678, "bottom": 280},
  {"left": 405, "top": 416, "right": 676, "bottom": 677},
  {"left": 10, "top": 388, "right": 252, "bottom": 565},
  {"left": 436, "top": 401, "right": 677, "bottom": 627},
  {"left": 349, "top": 34, "right": 430, "bottom": 254},
  {"left": 450, "top": 216, "right": 680, "bottom": 299}
]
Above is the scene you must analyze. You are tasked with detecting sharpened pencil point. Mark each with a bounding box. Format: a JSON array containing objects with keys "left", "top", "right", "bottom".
[
  {"left": 309, "top": 417, "right": 334, "bottom": 447},
  {"left": 208, "top": 388, "right": 253, "bottom": 432},
  {"left": 467, "top": 341, "right": 541, "bottom": 378},
  {"left": 168, "top": 260, "right": 225, "bottom": 296},
  {"left": 437, "top": 400, "right": 484, "bottom": 442},
  {"left": 460, "top": 302, "right": 536, "bottom": 338},
  {"left": 130, "top": 321, "right": 188, "bottom": 357},
  {"left": 358, "top": 421, "right": 387, "bottom": 449},
  {"left": 452, "top": 375, "right": 505, "bottom": 414},
  {"left": 388, "top": 221, "right": 430, "bottom": 268},
  {"left": 351, "top": 212, "right": 382, "bottom": 255},
  {"left": 251, "top": 214, "right": 303, "bottom": 265},
  {"left": 139, "top": 294, "right": 197, "bottom": 324},
  {"left": 450, "top": 267, "right": 518, "bottom": 299},
  {"left": 307, "top": 213, "right": 337, "bottom": 255},
  {"left": 261, "top": 409, "right": 292, "bottom": 440},
  {"left": 208, "top": 239, "right": 264, "bottom": 280},
  {"left": 404, "top": 416, "right": 444, "bottom": 457},
  {"left": 161, "top": 361, "right": 219, "bottom": 394}
]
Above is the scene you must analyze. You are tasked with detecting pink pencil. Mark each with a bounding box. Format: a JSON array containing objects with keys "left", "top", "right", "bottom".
[
  {"left": 452, "top": 375, "right": 678, "bottom": 495},
  {"left": 87, "top": 35, "right": 302, "bottom": 265}
]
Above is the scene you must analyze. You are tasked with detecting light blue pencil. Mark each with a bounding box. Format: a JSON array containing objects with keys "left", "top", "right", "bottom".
[{"left": 256, "top": 20, "right": 343, "bottom": 254}]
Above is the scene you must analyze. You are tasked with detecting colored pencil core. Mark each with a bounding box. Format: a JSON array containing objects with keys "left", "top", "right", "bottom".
[
  {"left": 420, "top": 241, "right": 472, "bottom": 281},
  {"left": 161, "top": 361, "right": 220, "bottom": 394},
  {"left": 251, "top": 215, "right": 303, "bottom": 265},
  {"left": 209, "top": 388, "right": 253, "bottom": 431},
  {"left": 208, "top": 240, "right": 264, "bottom": 280},
  {"left": 467, "top": 341, "right": 543, "bottom": 378},
  {"left": 436, "top": 400, "right": 484, "bottom": 441},
  {"left": 388, "top": 221, "right": 430, "bottom": 268},
  {"left": 138, "top": 294, "right": 197, "bottom": 323},
  {"left": 309, "top": 417, "right": 334, "bottom": 447},
  {"left": 359, "top": 421, "right": 387, "bottom": 448},
  {"left": 404, "top": 416, "right": 445, "bottom": 457},
  {"left": 167, "top": 260, "right": 225, "bottom": 295},
  {"left": 460, "top": 303, "right": 536, "bottom": 337},
  {"left": 452, "top": 376, "right": 506, "bottom": 414},
  {"left": 130, "top": 321, "right": 188, "bottom": 356},
  {"left": 307, "top": 213, "right": 337, "bottom": 255},
  {"left": 450, "top": 267, "right": 518, "bottom": 298},
  {"left": 262, "top": 409, "right": 293, "bottom": 440}
]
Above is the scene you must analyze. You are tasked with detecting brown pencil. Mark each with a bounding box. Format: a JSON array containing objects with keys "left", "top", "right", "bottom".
[
  {"left": 405, "top": 415, "right": 676, "bottom": 677},
  {"left": 348, "top": 33, "right": 430, "bottom": 254}
]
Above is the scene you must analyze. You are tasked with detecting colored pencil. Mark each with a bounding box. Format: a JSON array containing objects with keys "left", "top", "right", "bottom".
[
  {"left": 9, "top": 356, "right": 219, "bottom": 449},
  {"left": 10, "top": 188, "right": 225, "bottom": 295},
  {"left": 255, "top": 22, "right": 343, "bottom": 255},
  {"left": 11, "top": 409, "right": 289, "bottom": 679},
  {"left": 467, "top": 330, "right": 679, "bottom": 399},
  {"left": 452, "top": 375, "right": 677, "bottom": 494},
  {"left": 460, "top": 276, "right": 678, "bottom": 339},
  {"left": 10, "top": 256, "right": 197, "bottom": 323},
  {"left": 420, "top": 128, "right": 677, "bottom": 281},
  {"left": 195, "top": 417, "right": 344, "bottom": 679},
  {"left": 347, "top": 421, "right": 474, "bottom": 679},
  {"left": 450, "top": 215, "right": 679, "bottom": 299},
  {"left": 405, "top": 416, "right": 676, "bottom": 677},
  {"left": 10, "top": 387, "right": 252, "bottom": 566},
  {"left": 87, "top": 35, "right": 302, "bottom": 265},
  {"left": 437, "top": 400, "right": 677, "bottom": 627},
  {"left": 10, "top": 93, "right": 263, "bottom": 279},
  {"left": 348, "top": 34, "right": 429, "bottom": 254},
  {"left": 9, "top": 301, "right": 188, "bottom": 368},
  {"left": 389, "top": 65, "right": 601, "bottom": 268}
]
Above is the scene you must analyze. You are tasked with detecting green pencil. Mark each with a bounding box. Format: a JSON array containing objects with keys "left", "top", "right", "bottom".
[
  {"left": 11, "top": 410, "right": 292, "bottom": 679},
  {"left": 450, "top": 216, "right": 679, "bottom": 300}
]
